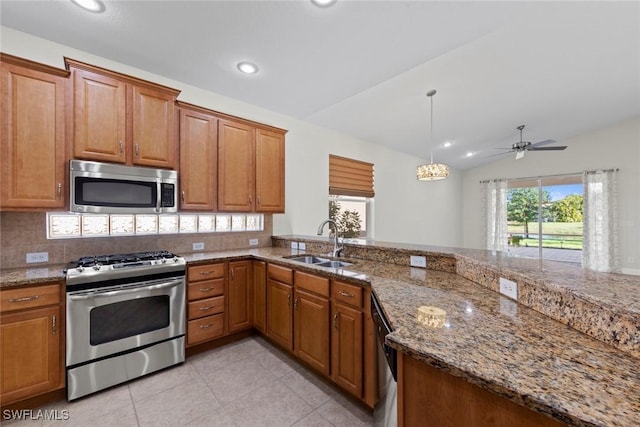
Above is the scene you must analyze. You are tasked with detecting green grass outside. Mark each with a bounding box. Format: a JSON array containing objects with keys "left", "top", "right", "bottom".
[{"left": 508, "top": 221, "right": 583, "bottom": 250}]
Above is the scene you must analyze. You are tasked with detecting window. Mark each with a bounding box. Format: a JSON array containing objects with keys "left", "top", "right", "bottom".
[
  {"left": 328, "top": 155, "right": 374, "bottom": 239},
  {"left": 507, "top": 174, "right": 583, "bottom": 263}
]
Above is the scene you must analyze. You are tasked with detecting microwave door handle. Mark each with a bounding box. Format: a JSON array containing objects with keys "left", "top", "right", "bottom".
[
  {"left": 69, "top": 279, "right": 183, "bottom": 301},
  {"left": 156, "top": 180, "right": 162, "bottom": 213}
]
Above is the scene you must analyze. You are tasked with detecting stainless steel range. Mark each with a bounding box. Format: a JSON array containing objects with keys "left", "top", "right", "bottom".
[{"left": 64, "top": 251, "right": 186, "bottom": 400}]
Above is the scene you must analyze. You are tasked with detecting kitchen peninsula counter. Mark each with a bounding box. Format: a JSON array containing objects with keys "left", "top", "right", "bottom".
[{"left": 2, "top": 242, "right": 639, "bottom": 426}]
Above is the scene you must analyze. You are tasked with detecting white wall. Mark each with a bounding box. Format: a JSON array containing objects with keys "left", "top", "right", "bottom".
[
  {"left": 462, "top": 116, "right": 640, "bottom": 274},
  {"left": 1, "top": 27, "right": 463, "bottom": 248}
]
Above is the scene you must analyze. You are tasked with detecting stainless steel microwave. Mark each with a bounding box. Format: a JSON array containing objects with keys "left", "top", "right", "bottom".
[{"left": 70, "top": 160, "right": 178, "bottom": 214}]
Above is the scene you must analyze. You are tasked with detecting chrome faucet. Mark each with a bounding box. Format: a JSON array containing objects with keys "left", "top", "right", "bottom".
[{"left": 317, "top": 219, "right": 343, "bottom": 257}]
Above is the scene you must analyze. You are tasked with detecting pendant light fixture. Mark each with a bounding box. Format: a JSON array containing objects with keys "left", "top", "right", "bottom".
[{"left": 416, "top": 90, "right": 449, "bottom": 181}]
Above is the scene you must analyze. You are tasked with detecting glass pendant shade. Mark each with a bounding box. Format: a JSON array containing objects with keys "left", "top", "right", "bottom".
[{"left": 416, "top": 163, "right": 449, "bottom": 180}]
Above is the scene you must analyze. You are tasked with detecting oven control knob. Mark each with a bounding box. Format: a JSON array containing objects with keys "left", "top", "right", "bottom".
[
  {"left": 77, "top": 266, "right": 84, "bottom": 272},
  {"left": 162, "top": 258, "right": 167, "bottom": 264},
  {"left": 93, "top": 265, "right": 100, "bottom": 271},
  {"left": 173, "top": 257, "right": 179, "bottom": 263}
]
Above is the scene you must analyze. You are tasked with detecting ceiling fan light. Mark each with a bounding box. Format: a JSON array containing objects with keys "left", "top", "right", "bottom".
[
  {"left": 417, "top": 163, "right": 449, "bottom": 181},
  {"left": 71, "top": 0, "right": 104, "bottom": 12}
]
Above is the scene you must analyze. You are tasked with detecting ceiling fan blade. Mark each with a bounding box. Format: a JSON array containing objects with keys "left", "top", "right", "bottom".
[
  {"left": 530, "top": 139, "right": 557, "bottom": 147},
  {"left": 527, "top": 146, "right": 567, "bottom": 151}
]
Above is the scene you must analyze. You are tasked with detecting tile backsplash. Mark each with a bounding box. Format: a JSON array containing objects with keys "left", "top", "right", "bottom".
[{"left": 0, "top": 212, "right": 273, "bottom": 269}]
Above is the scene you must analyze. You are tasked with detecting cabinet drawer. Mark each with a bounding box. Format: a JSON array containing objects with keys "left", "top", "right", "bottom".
[
  {"left": 188, "top": 263, "right": 225, "bottom": 281},
  {"left": 187, "top": 278, "right": 225, "bottom": 301},
  {"left": 1, "top": 284, "right": 60, "bottom": 313},
  {"left": 332, "top": 281, "right": 364, "bottom": 309},
  {"left": 295, "top": 271, "right": 330, "bottom": 298},
  {"left": 187, "top": 313, "right": 224, "bottom": 346},
  {"left": 268, "top": 264, "right": 293, "bottom": 285},
  {"left": 188, "top": 296, "right": 224, "bottom": 320}
]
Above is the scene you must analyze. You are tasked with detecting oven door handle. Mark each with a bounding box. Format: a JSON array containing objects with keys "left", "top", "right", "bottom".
[{"left": 68, "top": 279, "right": 183, "bottom": 301}]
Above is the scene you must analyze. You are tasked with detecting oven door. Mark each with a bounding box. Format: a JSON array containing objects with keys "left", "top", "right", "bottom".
[{"left": 66, "top": 277, "right": 185, "bottom": 367}]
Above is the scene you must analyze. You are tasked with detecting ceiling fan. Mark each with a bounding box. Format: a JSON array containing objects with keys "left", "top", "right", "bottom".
[{"left": 498, "top": 125, "right": 567, "bottom": 160}]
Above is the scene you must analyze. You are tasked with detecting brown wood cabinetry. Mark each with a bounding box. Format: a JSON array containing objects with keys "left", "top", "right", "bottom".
[
  {"left": 252, "top": 261, "right": 267, "bottom": 334},
  {"left": 228, "top": 260, "right": 252, "bottom": 333},
  {"left": 266, "top": 264, "right": 294, "bottom": 351},
  {"left": 67, "top": 58, "right": 180, "bottom": 169},
  {"left": 398, "top": 352, "right": 567, "bottom": 427},
  {"left": 0, "top": 54, "right": 68, "bottom": 210},
  {"left": 331, "top": 280, "right": 366, "bottom": 400},
  {"left": 294, "top": 272, "right": 330, "bottom": 376},
  {"left": 186, "top": 262, "right": 226, "bottom": 347},
  {"left": 218, "top": 117, "right": 286, "bottom": 213},
  {"left": 0, "top": 282, "right": 64, "bottom": 406},
  {"left": 178, "top": 103, "right": 218, "bottom": 210}
]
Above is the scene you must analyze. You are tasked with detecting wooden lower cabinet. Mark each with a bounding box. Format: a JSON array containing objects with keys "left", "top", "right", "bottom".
[
  {"left": 294, "top": 289, "right": 330, "bottom": 376},
  {"left": 0, "top": 282, "right": 64, "bottom": 406},
  {"left": 186, "top": 262, "right": 226, "bottom": 346},
  {"left": 398, "top": 352, "right": 567, "bottom": 427},
  {"left": 331, "top": 302, "right": 364, "bottom": 398},
  {"left": 266, "top": 278, "right": 293, "bottom": 351},
  {"left": 252, "top": 261, "right": 267, "bottom": 334},
  {"left": 228, "top": 260, "right": 252, "bottom": 333}
]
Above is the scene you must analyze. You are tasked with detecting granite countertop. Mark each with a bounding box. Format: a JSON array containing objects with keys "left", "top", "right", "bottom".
[{"left": 1, "top": 245, "right": 638, "bottom": 426}]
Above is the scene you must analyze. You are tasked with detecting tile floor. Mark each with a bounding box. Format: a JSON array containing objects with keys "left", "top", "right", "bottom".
[{"left": 4, "top": 336, "right": 374, "bottom": 427}]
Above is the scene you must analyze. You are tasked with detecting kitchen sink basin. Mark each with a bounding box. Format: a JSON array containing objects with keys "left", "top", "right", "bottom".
[
  {"left": 285, "top": 255, "right": 353, "bottom": 268},
  {"left": 287, "top": 255, "right": 330, "bottom": 264},
  {"left": 314, "top": 260, "right": 353, "bottom": 268}
]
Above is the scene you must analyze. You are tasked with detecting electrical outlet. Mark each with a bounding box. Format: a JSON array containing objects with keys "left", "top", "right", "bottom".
[
  {"left": 249, "top": 239, "right": 259, "bottom": 246},
  {"left": 26, "top": 252, "right": 49, "bottom": 264},
  {"left": 192, "top": 242, "right": 204, "bottom": 251},
  {"left": 499, "top": 277, "right": 518, "bottom": 300},
  {"left": 410, "top": 255, "right": 427, "bottom": 268},
  {"left": 298, "top": 242, "right": 306, "bottom": 250},
  {"left": 291, "top": 242, "right": 299, "bottom": 250}
]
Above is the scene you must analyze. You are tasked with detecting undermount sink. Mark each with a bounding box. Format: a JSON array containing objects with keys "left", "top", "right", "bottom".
[
  {"left": 286, "top": 255, "right": 353, "bottom": 268},
  {"left": 314, "top": 260, "right": 353, "bottom": 268}
]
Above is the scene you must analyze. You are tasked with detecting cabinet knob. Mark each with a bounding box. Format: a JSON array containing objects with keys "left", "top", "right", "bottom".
[
  {"left": 181, "top": 191, "right": 185, "bottom": 203},
  {"left": 134, "top": 144, "right": 140, "bottom": 158},
  {"left": 333, "top": 313, "right": 339, "bottom": 329},
  {"left": 249, "top": 195, "right": 253, "bottom": 207},
  {"left": 294, "top": 297, "right": 299, "bottom": 310},
  {"left": 287, "top": 293, "right": 291, "bottom": 307},
  {"left": 257, "top": 196, "right": 261, "bottom": 206},
  {"left": 52, "top": 315, "right": 57, "bottom": 335},
  {"left": 56, "top": 183, "right": 62, "bottom": 199},
  {"left": 119, "top": 141, "right": 125, "bottom": 156}
]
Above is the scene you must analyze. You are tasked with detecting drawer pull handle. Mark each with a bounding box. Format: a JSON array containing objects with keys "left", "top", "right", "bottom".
[
  {"left": 57, "top": 183, "right": 62, "bottom": 199},
  {"left": 119, "top": 140, "right": 124, "bottom": 156},
  {"left": 52, "top": 315, "right": 56, "bottom": 335},
  {"left": 8, "top": 295, "right": 39, "bottom": 303},
  {"left": 199, "top": 287, "right": 214, "bottom": 292},
  {"left": 134, "top": 143, "right": 140, "bottom": 158},
  {"left": 199, "top": 306, "right": 213, "bottom": 311},
  {"left": 199, "top": 271, "right": 215, "bottom": 275},
  {"left": 294, "top": 297, "right": 299, "bottom": 310},
  {"left": 287, "top": 294, "right": 291, "bottom": 307},
  {"left": 199, "top": 323, "right": 214, "bottom": 329},
  {"left": 339, "top": 290, "right": 355, "bottom": 298},
  {"left": 333, "top": 313, "right": 339, "bottom": 329}
]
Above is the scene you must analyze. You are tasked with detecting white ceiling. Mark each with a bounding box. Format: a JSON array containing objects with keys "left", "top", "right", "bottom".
[{"left": 2, "top": 0, "right": 639, "bottom": 170}]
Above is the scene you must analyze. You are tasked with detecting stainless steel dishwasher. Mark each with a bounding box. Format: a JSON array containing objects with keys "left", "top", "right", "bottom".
[{"left": 372, "top": 292, "right": 397, "bottom": 427}]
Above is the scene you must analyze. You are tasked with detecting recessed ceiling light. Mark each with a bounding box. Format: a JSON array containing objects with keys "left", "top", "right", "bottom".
[
  {"left": 311, "top": 0, "right": 337, "bottom": 7},
  {"left": 465, "top": 152, "right": 474, "bottom": 158},
  {"left": 443, "top": 141, "right": 453, "bottom": 148},
  {"left": 71, "top": 0, "right": 105, "bottom": 13},
  {"left": 237, "top": 62, "right": 259, "bottom": 75}
]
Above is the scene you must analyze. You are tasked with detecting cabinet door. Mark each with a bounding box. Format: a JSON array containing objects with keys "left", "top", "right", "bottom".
[
  {"left": 228, "top": 260, "right": 252, "bottom": 333},
  {"left": 1, "top": 61, "right": 66, "bottom": 209},
  {"left": 179, "top": 108, "right": 217, "bottom": 210},
  {"left": 253, "top": 261, "right": 267, "bottom": 334},
  {"left": 0, "top": 307, "right": 62, "bottom": 404},
  {"left": 132, "top": 85, "right": 177, "bottom": 169},
  {"left": 218, "top": 119, "right": 255, "bottom": 212},
  {"left": 255, "top": 128, "right": 285, "bottom": 213},
  {"left": 266, "top": 279, "right": 293, "bottom": 351},
  {"left": 332, "top": 303, "right": 364, "bottom": 398},
  {"left": 73, "top": 68, "right": 126, "bottom": 163},
  {"left": 294, "top": 290, "right": 330, "bottom": 376}
]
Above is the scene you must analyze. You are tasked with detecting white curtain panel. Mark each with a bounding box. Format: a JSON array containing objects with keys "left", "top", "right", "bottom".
[
  {"left": 582, "top": 170, "right": 619, "bottom": 272},
  {"left": 481, "top": 179, "right": 508, "bottom": 253}
]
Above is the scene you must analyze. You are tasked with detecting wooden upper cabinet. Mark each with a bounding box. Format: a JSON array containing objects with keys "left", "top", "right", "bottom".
[
  {"left": 178, "top": 104, "right": 217, "bottom": 210},
  {"left": 255, "top": 128, "right": 285, "bottom": 213},
  {"left": 218, "top": 118, "right": 255, "bottom": 212},
  {"left": 66, "top": 58, "right": 180, "bottom": 169},
  {"left": 0, "top": 54, "right": 68, "bottom": 210},
  {"left": 72, "top": 67, "right": 126, "bottom": 163}
]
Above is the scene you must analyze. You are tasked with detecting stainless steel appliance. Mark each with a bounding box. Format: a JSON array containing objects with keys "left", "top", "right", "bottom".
[
  {"left": 70, "top": 160, "right": 178, "bottom": 214},
  {"left": 65, "top": 251, "right": 186, "bottom": 400},
  {"left": 372, "top": 292, "right": 398, "bottom": 427}
]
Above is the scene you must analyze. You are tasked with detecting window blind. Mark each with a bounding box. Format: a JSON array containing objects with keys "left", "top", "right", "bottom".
[{"left": 329, "top": 155, "right": 374, "bottom": 198}]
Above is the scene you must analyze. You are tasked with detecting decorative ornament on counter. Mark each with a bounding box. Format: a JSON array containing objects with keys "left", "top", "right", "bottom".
[{"left": 416, "top": 305, "right": 447, "bottom": 328}]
